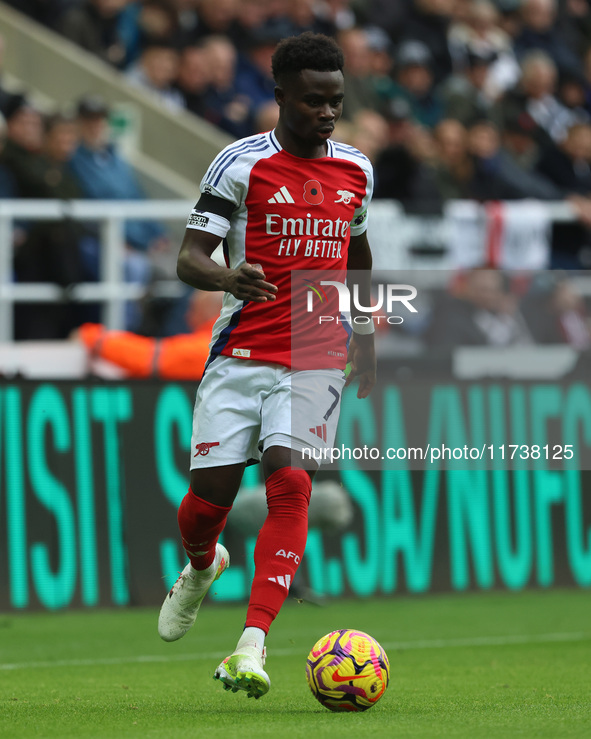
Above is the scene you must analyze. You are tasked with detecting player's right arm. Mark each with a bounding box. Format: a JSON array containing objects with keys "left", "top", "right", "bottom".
[{"left": 177, "top": 193, "right": 277, "bottom": 303}]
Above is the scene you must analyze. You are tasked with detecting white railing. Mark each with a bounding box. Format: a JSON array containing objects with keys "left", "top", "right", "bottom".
[
  {"left": 0, "top": 198, "right": 582, "bottom": 341},
  {"left": 0, "top": 199, "right": 194, "bottom": 341},
  {"left": 368, "top": 199, "right": 577, "bottom": 272}
]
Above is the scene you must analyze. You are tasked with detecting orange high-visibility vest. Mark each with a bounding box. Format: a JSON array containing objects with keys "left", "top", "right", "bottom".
[{"left": 78, "top": 321, "right": 216, "bottom": 380}]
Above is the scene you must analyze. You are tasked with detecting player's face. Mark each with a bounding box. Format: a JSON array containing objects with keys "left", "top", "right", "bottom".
[{"left": 276, "top": 69, "right": 344, "bottom": 151}]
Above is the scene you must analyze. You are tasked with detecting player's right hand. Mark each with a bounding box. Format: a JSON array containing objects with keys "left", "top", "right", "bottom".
[{"left": 226, "top": 263, "right": 278, "bottom": 302}]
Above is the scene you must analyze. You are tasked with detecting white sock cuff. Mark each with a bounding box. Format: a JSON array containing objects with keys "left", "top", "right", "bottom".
[{"left": 237, "top": 626, "right": 266, "bottom": 653}]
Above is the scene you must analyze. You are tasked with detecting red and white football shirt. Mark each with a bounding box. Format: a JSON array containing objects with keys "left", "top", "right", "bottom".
[{"left": 187, "top": 130, "right": 374, "bottom": 370}]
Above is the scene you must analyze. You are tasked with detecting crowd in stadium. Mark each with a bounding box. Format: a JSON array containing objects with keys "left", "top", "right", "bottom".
[
  {"left": 2, "top": 0, "right": 591, "bottom": 347},
  {"left": 5, "top": 1, "right": 591, "bottom": 208}
]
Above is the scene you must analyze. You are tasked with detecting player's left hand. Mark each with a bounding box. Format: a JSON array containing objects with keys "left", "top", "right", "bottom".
[{"left": 345, "top": 333, "right": 376, "bottom": 398}]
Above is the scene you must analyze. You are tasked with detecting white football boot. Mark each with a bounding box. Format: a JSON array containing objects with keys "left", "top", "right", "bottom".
[
  {"left": 158, "top": 543, "right": 229, "bottom": 642},
  {"left": 214, "top": 646, "right": 270, "bottom": 699}
]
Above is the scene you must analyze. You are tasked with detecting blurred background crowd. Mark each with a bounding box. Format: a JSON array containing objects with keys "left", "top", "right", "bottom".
[{"left": 2, "top": 0, "right": 591, "bottom": 356}]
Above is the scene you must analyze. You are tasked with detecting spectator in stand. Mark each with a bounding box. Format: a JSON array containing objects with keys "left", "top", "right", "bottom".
[
  {"left": 537, "top": 122, "right": 591, "bottom": 193},
  {"left": 58, "top": 0, "right": 133, "bottom": 69},
  {"left": 494, "top": 51, "right": 582, "bottom": 149},
  {"left": 174, "top": 44, "right": 210, "bottom": 118},
  {"left": 501, "top": 111, "right": 561, "bottom": 196},
  {"left": 168, "top": 0, "right": 201, "bottom": 46},
  {"left": 201, "top": 35, "right": 254, "bottom": 138},
  {"left": 320, "top": 0, "right": 358, "bottom": 32},
  {"left": 466, "top": 117, "right": 562, "bottom": 200},
  {"left": 387, "top": 40, "right": 443, "bottom": 129},
  {"left": 125, "top": 38, "right": 184, "bottom": 111},
  {"left": 0, "top": 114, "right": 17, "bottom": 197},
  {"left": 432, "top": 118, "right": 474, "bottom": 199},
  {"left": 374, "top": 100, "right": 441, "bottom": 210},
  {"left": 536, "top": 123, "right": 591, "bottom": 267},
  {"left": 234, "top": 29, "right": 280, "bottom": 118},
  {"left": 521, "top": 274, "right": 591, "bottom": 348},
  {"left": 70, "top": 95, "right": 169, "bottom": 254},
  {"left": 441, "top": 47, "right": 498, "bottom": 126},
  {"left": 254, "top": 99, "right": 279, "bottom": 133},
  {"left": 68, "top": 95, "right": 171, "bottom": 327},
  {"left": 426, "top": 268, "right": 533, "bottom": 347},
  {"left": 366, "top": 0, "right": 412, "bottom": 45},
  {"left": 448, "top": 0, "right": 520, "bottom": 101},
  {"left": 557, "top": 70, "right": 591, "bottom": 124},
  {"left": 121, "top": 0, "right": 184, "bottom": 67},
  {"left": 0, "top": 94, "right": 91, "bottom": 217},
  {"left": 75, "top": 289, "right": 224, "bottom": 379},
  {"left": 365, "top": 25, "right": 409, "bottom": 110},
  {"left": 496, "top": 0, "right": 524, "bottom": 42},
  {"left": 279, "top": 0, "right": 339, "bottom": 38},
  {"left": 501, "top": 110, "right": 538, "bottom": 166},
  {"left": 345, "top": 108, "right": 390, "bottom": 164},
  {"left": 34, "top": 112, "right": 81, "bottom": 199},
  {"left": 381, "top": 97, "right": 416, "bottom": 149},
  {"left": 0, "top": 94, "right": 45, "bottom": 197},
  {"left": 365, "top": 25, "right": 396, "bottom": 83},
  {"left": 191, "top": 0, "right": 240, "bottom": 43},
  {"left": 233, "top": 0, "right": 273, "bottom": 50},
  {"left": 137, "top": 0, "right": 182, "bottom": 45},
  {"left": 514, "top": 0, "right": 583, "bottom": 79},
  {"left": 337, "top": 27, "right": 382, "bottom": 120},
  {"left": 435, "top": 112, "right": 559, "bottom": 200},
  {"left": 582, "top": 47, "right": 591, "bottom": 115},
  {"left": 9, "top": 112, "right": 91, "bottom": 339},
  {"left": 560, "top": 0, "right": 591, "bottom": 62},
  {"left": 401, "top": 0, "right": 455, "bottom": 85}
]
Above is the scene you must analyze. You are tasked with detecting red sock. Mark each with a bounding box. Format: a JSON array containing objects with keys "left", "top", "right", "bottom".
[
  {"left": 177, "top": 488, "right": 231, "bottom": 570},
  {"left": 245, "top": 467, "right": 312, "bottom": 633}
]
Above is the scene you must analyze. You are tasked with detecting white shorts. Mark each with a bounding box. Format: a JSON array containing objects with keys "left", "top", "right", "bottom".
[{"left": 190, "top": 356, "right": 345, "bottom": 469}]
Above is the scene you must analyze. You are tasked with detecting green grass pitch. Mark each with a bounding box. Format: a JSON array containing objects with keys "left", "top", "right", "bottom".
[{"left": 1, "top": 590, "right": 590, "bottom": 738}]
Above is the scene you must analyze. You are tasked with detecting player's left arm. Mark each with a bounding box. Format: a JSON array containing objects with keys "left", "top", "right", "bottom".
[{"left": 345, "top": 231, "right": 376, "bottom": 399}]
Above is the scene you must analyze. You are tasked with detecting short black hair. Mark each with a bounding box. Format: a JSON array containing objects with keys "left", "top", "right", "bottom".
[{"left": 271, "top": 32, "right": 344, "bottom": 84}]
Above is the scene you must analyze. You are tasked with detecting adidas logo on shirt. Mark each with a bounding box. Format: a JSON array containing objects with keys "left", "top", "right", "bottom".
[
  {"left": 268, "top": 186, "right": 295, "bottom": 204},
  {"left": 268, "top": 574, "right": 292, "bottom": 590},
  {"left": 309, "top": 423, "right": 327, "bottom": 442}
]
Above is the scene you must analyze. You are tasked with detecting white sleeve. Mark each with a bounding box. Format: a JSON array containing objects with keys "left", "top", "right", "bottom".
[
  {"left": 350, "top": 159, "right": 374, "bottom": 237},
  {"left": 199, "top": 142, "right": 252, "bottom": 208}
]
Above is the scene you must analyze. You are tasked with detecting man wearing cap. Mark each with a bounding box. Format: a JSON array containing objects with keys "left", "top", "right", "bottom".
[
  {"left": 402, "top": 0, "right": 454, "bottom": 84},
  {"left": 69, "top": 95, "right": 170, "bottom": 330},
  {"left": 70, "top": 95, "right": 169, "bottom": 255},
  {"left": 441, "top": 48, "right": 498, "bottom": 126},
  {"left": 387, "top": 40, "right": 443, "bottom": 129}
]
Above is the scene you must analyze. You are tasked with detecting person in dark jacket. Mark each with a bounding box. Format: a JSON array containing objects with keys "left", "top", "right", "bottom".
[
  {"left": 58, "top": 0, "right": 132, "bottom": 69},
  {"left": 68, "top": 94, "right": 170, "bottom": 329},
  {"left": 386, "top": 40, "right": 444, "bottom": 129},
  {"left": 536, "top": 122, "right": 591, "bottom": 267},
  {"left": 401, "top": 0, "right": 454, "bottom": 85},
  {"left": 514, "top": 0, "right": 583, "bottom": 79},
  {"left": 426, "top": 268, "right": 533, "bottom": 347},
  {"left": 0, "top": 112, "right": 18, "bottom": 197},
  {"left": 69, "top": 95, "right": 169, "bottom": 253},
  {"left": 467, "top": 118, "right": 562, "bottom": 200},
  {"left": 6, "top": 110, "right": 90, "bottom": 339}
]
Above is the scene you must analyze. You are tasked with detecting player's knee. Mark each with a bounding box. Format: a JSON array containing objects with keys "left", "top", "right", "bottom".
[{"left": 189, "top": 467, "right": 242, "bottom": 508}]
